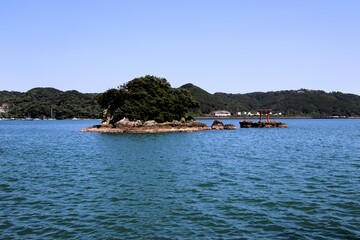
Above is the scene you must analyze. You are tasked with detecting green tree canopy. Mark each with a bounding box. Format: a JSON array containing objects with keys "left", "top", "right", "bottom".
[
  {"left": 96, "top": 75, "right": 199, "bottom": 123},
  {"left": 0, "top": 88, "right": 100, "bottom": 119}
]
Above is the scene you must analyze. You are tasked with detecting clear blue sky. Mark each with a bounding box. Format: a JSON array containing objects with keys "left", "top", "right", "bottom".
[{"left": 1, "top": 0, "right": 359, "bottom": 94}]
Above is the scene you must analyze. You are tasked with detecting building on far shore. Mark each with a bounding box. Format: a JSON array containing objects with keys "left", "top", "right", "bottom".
[
  {"left": 212, "top": 110, "right": 231, "bottom": 117},
  {"left": 237, "top": 111, "right": 252, "bottom": 116},
  {"left": 0, "top": 103, "right": 9, "bottom": 118},
  {"left": 238, "top": 111, "right": 283, "bottom": 117},
  {"left": 0, "top": 103, "right": 9, "bottom": 113}
]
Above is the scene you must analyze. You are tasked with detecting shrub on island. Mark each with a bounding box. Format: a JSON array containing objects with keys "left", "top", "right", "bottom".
[{"left": 96, "top": 75, "right": 199, "bottom": 125}]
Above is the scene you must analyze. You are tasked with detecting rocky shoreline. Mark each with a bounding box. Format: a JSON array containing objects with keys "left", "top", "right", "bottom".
[
  {"left": 81, "top": 118, "right": 288, "bottom": 133},
  {"left": 81, "top": 118, "right": 211, "bottom": 133}
]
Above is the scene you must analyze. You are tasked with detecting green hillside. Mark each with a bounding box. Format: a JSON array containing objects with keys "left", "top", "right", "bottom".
[
  {"left": 0, "top": 88, "right": 101, "bottom": 119},
  {"left": 1, "top": 83, "right": 360, "bottom": 119},
  {"left": 180, "top": 84, "right": 360, "bottom": 117}
]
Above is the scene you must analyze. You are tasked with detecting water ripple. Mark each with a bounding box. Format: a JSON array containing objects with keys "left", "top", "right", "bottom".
[{"left": 0, "top": 119, "right": 359, "bottom": 239}]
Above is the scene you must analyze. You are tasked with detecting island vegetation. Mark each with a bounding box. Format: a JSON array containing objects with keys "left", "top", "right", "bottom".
[
  {"left": 96, "top": 75, "right": 198, "bottom": 124},
  {"left": 82, "top": 75, "right": 209, "bottom": 133}
]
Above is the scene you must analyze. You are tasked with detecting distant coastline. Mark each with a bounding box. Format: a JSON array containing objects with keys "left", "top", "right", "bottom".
[
  {"left": 1, "top": 85, "right": 360, "bottom": 120},
  {"left": 1, "top": 115, "right": 359, "bottom": 122},
  {"left": 196, "top": 116, "right": 360, "bottom": 120}
]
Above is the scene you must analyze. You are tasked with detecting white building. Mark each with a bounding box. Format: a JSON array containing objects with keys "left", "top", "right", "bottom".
[
  {"left": 212, "top": 110, "right": 231, "bottom": 117},
  {"left": 237, "top": 111, "right": 252, "bottom": 116},
  {"left": 0, "top": 103, "right": 9, "bottom": 113}
]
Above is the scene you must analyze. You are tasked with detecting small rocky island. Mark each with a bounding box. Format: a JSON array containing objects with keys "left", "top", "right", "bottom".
[
  {"left": 82, "top": 75, "right": 211, "bottom": 133},
  {"left": 82, "top": 77, "right": 287, "bottom": 133},
  {"left": 239, "top": 109, "right": 288, "bottom": 128},
  {"left": 211, "top": 120, "right": 237, "bottom": 130},
  {"left": 81, "top": 118, "right": 210, "bottom": 133},
  {"left": 239, "top": 120, "right": 288, "bottom": 128}
]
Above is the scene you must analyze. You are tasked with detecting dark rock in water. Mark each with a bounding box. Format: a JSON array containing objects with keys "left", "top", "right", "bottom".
[
  {"left": 240, "top": 120, "right": 288, "bottom": 128},
  {"left": 211, "top": 120, "right": 224, "bottom": 130},
  {"left": 224, "top": 124, "right": 237, "bottom": 130},
  {"left": 211, "top": 120, "right": 237, "bottom": 130}
]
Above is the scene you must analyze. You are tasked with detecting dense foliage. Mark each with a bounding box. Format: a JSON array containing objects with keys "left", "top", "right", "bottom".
[
  {"left": 181, "top": 84, "right": 360, "bottom": 117},
  {"left": 96, "top": 75, "right": 198, "bottom": 123},
  {"left": 2, "top": 81, "right": 360, "bottom": 120},
  {"left": 0, "top": 88, "right": 100, "bottom": 119}
]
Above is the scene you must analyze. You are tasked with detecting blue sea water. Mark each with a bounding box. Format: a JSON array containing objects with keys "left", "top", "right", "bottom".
[{"left": 0, "top": 119, "right": 359, "bottom": 239}]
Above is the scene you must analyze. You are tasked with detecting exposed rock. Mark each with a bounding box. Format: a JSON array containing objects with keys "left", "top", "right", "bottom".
[
  {"left": 239, "top": 120, "right": 288, "bottom": 128},
  {"left": 100, "top": 123, "right": 113, "bottom": 128},
  {"left": 210, "top": 120, "right": 237, "bottom": 130},
  {"left": 134, "top": 120, "right": 143, "bottom": 126},
  {"left": 143, "top": 120, "right": 157, "bottom": 126},
  {"left": 161, "top": 120, "right": 182, "bottom": 127},
  {"left": 211, "top": 120, "right": 224, "bottom": 130},
  {"left": 224, "top": 124, "right": 237, "bottom": 130},
  {"left": 81, "top": 120, "right": 211, "bottom": 133},
  {"left": 273, "top": 122, "right": 288, "bottom": 128},
  {"left": 115, "top": 117, "right": 139, "bottom": 127}
]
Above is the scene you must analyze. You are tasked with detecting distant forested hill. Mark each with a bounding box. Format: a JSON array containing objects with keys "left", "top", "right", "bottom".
[
  {"left": 0, "top": 88, "right": 101, "bottom": 119},
  {"left": 180, "top": 84, "right": 360, "bottom": 117},
  {"left": 1, "top": 84, "right": 360, "bottom": 119}
]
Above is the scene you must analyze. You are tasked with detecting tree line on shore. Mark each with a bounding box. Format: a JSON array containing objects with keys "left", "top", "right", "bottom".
[
  {"left": 0, "top": 88, "right": 100, "bottom": 119},
  {"left": 1, "top": 76, "right": 360, "bottom": 119},
  {"left": 180, "top": 84, "right": 360, "bottom": 117}
]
